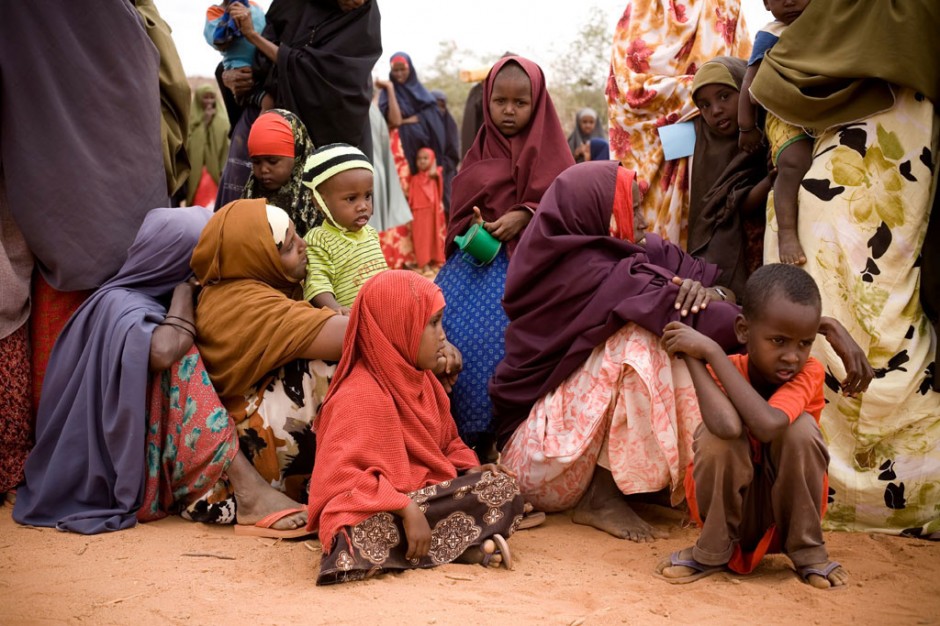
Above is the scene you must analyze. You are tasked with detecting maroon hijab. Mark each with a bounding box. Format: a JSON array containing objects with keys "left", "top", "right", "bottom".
[
  {"left": 445, "top": 56, "right": 574, "bottom": 257},
  {"left": 490, "top": 161, "right": 742, "bottom": 448}
]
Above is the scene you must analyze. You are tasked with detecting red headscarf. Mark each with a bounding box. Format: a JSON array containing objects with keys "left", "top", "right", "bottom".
[
  {"left": 445, "top": 56, "right": 575, "bottom": 257},
  {"left": 307, "top": 270, "right": 479, "bottom": 552},
  {"left": 247, "top": 111, "right": 295, "bottom": 158}
]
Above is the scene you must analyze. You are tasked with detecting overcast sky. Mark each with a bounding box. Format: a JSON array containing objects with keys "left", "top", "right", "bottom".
[{"left": 161, "top": 0, "right": 771, "bottom": 80}]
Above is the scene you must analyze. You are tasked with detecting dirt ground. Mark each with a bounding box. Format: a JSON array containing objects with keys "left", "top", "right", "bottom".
[{"left": 1, "top": 501, "right": 938, "bottom": 626}]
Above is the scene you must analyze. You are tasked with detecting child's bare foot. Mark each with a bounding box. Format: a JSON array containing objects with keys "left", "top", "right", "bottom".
[
  {"left": 456, "top": 537, "right": 510, "bottom": 568},
  {"left": 572, "top": 467, "right": 668, "bottom": 542},
  {"left": 798, "top": 561, "right": 849, "bottom": 589},
  {"left": 778, "top": 229, "right": 807, "bottom": 265}
]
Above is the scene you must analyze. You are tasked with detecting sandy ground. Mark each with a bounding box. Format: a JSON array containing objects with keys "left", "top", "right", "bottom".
[{"left": 1, "top": 501, "right": 938, "bottom": 626}]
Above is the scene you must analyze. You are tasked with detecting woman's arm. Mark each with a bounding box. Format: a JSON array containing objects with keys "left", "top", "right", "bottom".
[
  {"left": 230, "top": 3, "right": 279, "bottom": 63},
  {"left": 376, "top": 78, "right": 404, "bottom": 129},
  {"left": 150, "top": 279, "right": 199, "bottom": 371},
  {"left": 297, "top": 314, "right": 348, "bottom": 362}
]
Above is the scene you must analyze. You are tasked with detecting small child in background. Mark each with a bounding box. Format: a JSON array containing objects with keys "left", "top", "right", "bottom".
[
  {"left": 244, "top": 109, "right": 320, "bottom": 234},
  {"left": 204, "top": 0, "right": 266, "bottom": 72},
  {"left": 301, "top": 144, "right": 388, "bottom": 314},
  {"left": 407, "top": 147, "right": 446, "bottom": 275},
  {"left": 658, "top": 263, "right": 847, "bottom": 589},
  {"left": 738, "top": 0, "right": 812, "bottom": 266}
]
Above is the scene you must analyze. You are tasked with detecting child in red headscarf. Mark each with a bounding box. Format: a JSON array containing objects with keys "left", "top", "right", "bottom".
[
  {"left": 308, "top": 270, "right": 524, "bottom": 585},
  {"left": 407, "top": 147, "right": 446, "bottom": 274}
]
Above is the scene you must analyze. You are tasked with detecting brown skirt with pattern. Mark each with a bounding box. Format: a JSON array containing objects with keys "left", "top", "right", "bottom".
[{"left": 318, "top": 470, "right": 525, "bottom": 585}]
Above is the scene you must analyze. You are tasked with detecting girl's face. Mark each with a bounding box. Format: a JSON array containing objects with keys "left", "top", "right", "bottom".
[
  {"left": 250, "top": 155, "right": 294, "bottom": 191},
  {"left": 416, "top": 149, "right": 433, "bottom": 172},
  {"left": 578, "top": 115, "right": 596, "bottom": 136},
  {"left": 316, "top": 168, "right": 374, "bottom": 232},
  {"left": 416, "top": 307, "right": 446, "bottom": 370},
  {"left": 694, "top": 84, "right": 740, "bottom": 138},
  {"left": 390, "top": 61, "right": 410, "bottom": 84},
  {"left": 200, "top": 90, "right": 216, "bottom": 112},
  {"left": 278, "top": 221, "right": 307, "bottom": 282},
  {"left": 488, "top": 68, "right": 533, "bottom": 138}
]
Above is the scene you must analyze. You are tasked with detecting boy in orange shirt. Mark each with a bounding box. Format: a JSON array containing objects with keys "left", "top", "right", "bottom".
[{"left": 658, "top": 263, "right": 848, "bottom": 589}]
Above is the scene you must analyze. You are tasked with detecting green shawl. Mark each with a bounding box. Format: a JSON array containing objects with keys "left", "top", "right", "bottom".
[{"left": 186, "top": 85, "right": 231, "bottom": 205}]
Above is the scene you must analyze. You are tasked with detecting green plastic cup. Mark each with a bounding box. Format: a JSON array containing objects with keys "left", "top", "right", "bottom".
[{"left": 454, "top": 223, "right": 502, "bottom": 266}]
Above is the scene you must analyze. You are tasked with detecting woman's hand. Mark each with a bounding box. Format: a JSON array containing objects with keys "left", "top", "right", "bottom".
[
  {"left": 662, "top": 321, "right": 718, "bottom": 361},
  {"left": 221, "top": 67, "right": 254, "bottom": 98},
  {"left": 228, "top": 2, "right": 257, "bottom": 38},
  {"left": 671, "top": 276, "right": 714, "bottom": 317},
  {"left": 435, "top": 341, "right": 462, "bottom": 393},
  {"left": 396, "top": 501, "right": 431, "bottom": 560},
  {"left": 484, "top": 209, "right": 532, "bottom": 242},
  {"left": 374, "top": 77, "right": 392, "bottom": 91},
  {"left": 819, "top": 316, "right": 873, "bottom": 397},
  {"left": 465, "top": 463, "right": 517, "bottom": 477}
]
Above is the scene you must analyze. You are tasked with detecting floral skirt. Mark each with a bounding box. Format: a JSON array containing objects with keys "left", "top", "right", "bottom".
[
  {"left": 501, "top": 323, "right": 702, "bottom": 511},
  {"left": 138, "top": 347, "right": 239, "bottom": 522},
  {"left": 318, "top": 470, "right": 524, "bottom": 585},
  {"left": 184, "top": 358, "right": 336, "bottom": 524},
  {"left": 0, "top": 324, "right": 31, "bottom": 493}
]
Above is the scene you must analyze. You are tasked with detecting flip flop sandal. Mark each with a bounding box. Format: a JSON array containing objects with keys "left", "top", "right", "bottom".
[
  {"left": 655, "top": 550, "right": 725, "bottom": 584},
  {"left": 233, "top": 507, "right": 313, "bottom": 539},
  {"left": 517, "top": 510, "right": 547, "bottom": 531},
  {"left": 797, "top": 561, "right": 844, "bottom": 589},
  {"left": 481, "top": 534, "right": 513, "bottom": 570}
]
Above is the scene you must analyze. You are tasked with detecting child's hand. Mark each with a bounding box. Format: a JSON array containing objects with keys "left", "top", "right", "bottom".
[
  {"left": 337, "top": 305, "right": 351, "bottom": 316},
  {"left": 662, "top": 321, "right": 716, "bottom": 360},
  {"left": 398, "top": 502, "right": 432, "bottom": 560},
  {"left": 435, "top": 341, "right": 462, "bottom": 393},
  {"left": 671, "top": 276, "right": 713, "bottom": 317},
  {"left": 228, "top": 2, "right": 256, "bottom": 36},
  {"left": 738, "top": 127, "right": 764, "bottom": 154},
  {"left": 466, "top": 463, "right": 517, "bottom": 478},
  {"left": 484, "top": 210, "right": 532, "bottom": 242},
  {"left": 471, "top": 206, "right": 484, "bottom": 226}
]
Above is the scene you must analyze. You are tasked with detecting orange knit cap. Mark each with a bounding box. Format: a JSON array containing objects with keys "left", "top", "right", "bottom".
[{"left": 247, "top": 112, "right": 295, "bottom": 158}]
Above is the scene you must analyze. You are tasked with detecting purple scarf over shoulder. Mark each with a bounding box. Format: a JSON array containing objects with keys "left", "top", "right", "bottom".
[
  {"left": 14, "top": 207, "right": 212, "bottom": 534},
  {"left": 490, "top": 161, "right": 742, "bottom": 448}
]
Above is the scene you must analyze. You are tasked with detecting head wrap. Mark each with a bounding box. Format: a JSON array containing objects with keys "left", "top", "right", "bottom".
[
  {"left": 447, "top": 56, "right": 575, "bottom": 257},
  {"left": 247, "top": 112, "right": 296, "bottom": 158},
  {"left": 390, "top": 54, "right": 409, "bottom": 68},
  {"left": 490, "top": 160, "right": 741, "bottom": 448},
  {"left": 302, "top": 143, "right": 374, "bottom": 238},
  {"left": 242, "top": 109, "right": 319, "bottom": 236},
  {"left": 691, "top": 62, "right": 739, "bottom": 98},
  {"left": 191, "top": 199, "right": 336, "bottom": 412},
  {"left": 265, "top": 204, "right": 291, "bottom": 248},
  {"left": 307, "top": 270, "right": 478, "bottom": 551}
]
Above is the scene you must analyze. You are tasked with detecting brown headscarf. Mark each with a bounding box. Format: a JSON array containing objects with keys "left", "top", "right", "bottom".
[
  {"left": 445, "top": 56, "right": 575, "bottom": 257},
  {"left": 191, "top": 198, "right": 335, "bottom": 412}
]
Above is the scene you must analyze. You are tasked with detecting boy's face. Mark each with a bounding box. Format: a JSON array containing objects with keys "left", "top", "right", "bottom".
[
  {"left": 416, "top": 307, "right": 446, "bottom": 370},
  {"left": 736, "top": 291, "right": 820, "bottom": 390},
  {"left": 317, "top": 168, "right": 374, "bottom": 232},
  {"left": 764, "top": 0, "right": 809, "bottom": 25},
  {"left": 278, "top": 221, "right": 308, "bottom": 282},
  {"left": 416, "top": 150, "right": 433, "bottom": 172},
  {"left": 694, "top": 84, "right": 740, "bottom": 137},
  {"left": 489, "top": 69, "right": 532, "bottom": 137},
  {"left": 251, "top": 155, "right": 294, "bottom": 191}
]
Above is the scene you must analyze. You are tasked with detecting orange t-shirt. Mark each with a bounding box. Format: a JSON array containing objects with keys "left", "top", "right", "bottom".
[{"left": 708, "top": 354, "right": 825, "bottom": 425}]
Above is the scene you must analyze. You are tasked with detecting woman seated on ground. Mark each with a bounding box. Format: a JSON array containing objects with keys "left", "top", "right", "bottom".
[
  {"left": 491, "top": 161, "right": 873, "bottom": 542},
  {"left": 308, "top": 270, "right": 523, "bottom": 584},
  {"left": 12, "top": 207, "right": 295, "bottom": 534}
]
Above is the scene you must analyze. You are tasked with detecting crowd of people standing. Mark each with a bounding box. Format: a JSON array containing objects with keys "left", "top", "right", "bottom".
[{"left": 0, "top": 0, "right": 937, "bottom": 590}]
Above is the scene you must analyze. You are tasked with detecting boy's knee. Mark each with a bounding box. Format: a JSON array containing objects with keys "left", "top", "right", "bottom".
[
  {"left": 778, "top": 414, "right": 828, "bottom": 463},
  {"left": 694, "top": 424, "right": 750, "bottom": 465}
]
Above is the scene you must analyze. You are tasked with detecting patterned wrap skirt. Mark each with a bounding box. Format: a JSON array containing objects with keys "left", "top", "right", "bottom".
[
  {"left": 0, "top": 324, "right": 31, "bottom": 493},
  {"left": 434, "top": 248, "right": 510, "bottom": 447},
  {"left": 318, "top": 470, "right": 524, "bottom": 585}
]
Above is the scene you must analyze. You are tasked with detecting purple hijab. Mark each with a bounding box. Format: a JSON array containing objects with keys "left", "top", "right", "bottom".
[
  {"left": 490, "top": 161, "right": 742, "bottom": 448},
  {"left": 14, "top": 207, "right": 212, "bottom": 534}
]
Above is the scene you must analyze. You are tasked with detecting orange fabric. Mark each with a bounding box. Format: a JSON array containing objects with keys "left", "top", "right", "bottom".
[
  {"left": 407, "top": 151, "right": 445, "bottom": 267},
  {"left": 191, "top": 199, "right": 336, "bottom": 413},
  {"left": 307, "top": 271, "right": 479, "bottom": 552},
  {"left": 192, "top": 166, "right": 218, "bottom": 208},
  {"left": 206, "top": 5, "right": 224, "bottom": 20},
  {"left": 29, "top": 273, "right": 91, "bottom": 414},
  {"left": 247, "top": 112, "right": 296, "bottom": 158},
  {"left": 609, "top": 167, "right": 635, "bottom": 242},
  {"left": 686, "top": 354, "right": 827, "bottom": 574}
]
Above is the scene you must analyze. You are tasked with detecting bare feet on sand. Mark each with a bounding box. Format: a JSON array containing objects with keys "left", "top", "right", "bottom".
[
  {"left": 227, "top": 452, "right": 307, "bottom": 530},
  {"left": 572, "top": 467, "right": 668, "bottom": 543},
  {"left": 455, "top": 539, "right": 502, "bottom": 568}
]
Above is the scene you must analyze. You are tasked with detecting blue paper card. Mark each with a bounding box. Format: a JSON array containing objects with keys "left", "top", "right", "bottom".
[{"left": 658, "top": 121, "right": 696, "bottom": 160}]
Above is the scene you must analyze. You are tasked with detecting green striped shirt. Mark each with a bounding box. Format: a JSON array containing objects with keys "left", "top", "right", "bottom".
[{"left": 303, "top": 224, "right": 387, "bottom": 306}]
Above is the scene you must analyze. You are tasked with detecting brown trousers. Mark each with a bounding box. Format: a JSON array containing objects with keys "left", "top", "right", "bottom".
[{"left": 691, "top": 413, "right": 830, "bottom": 569}]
